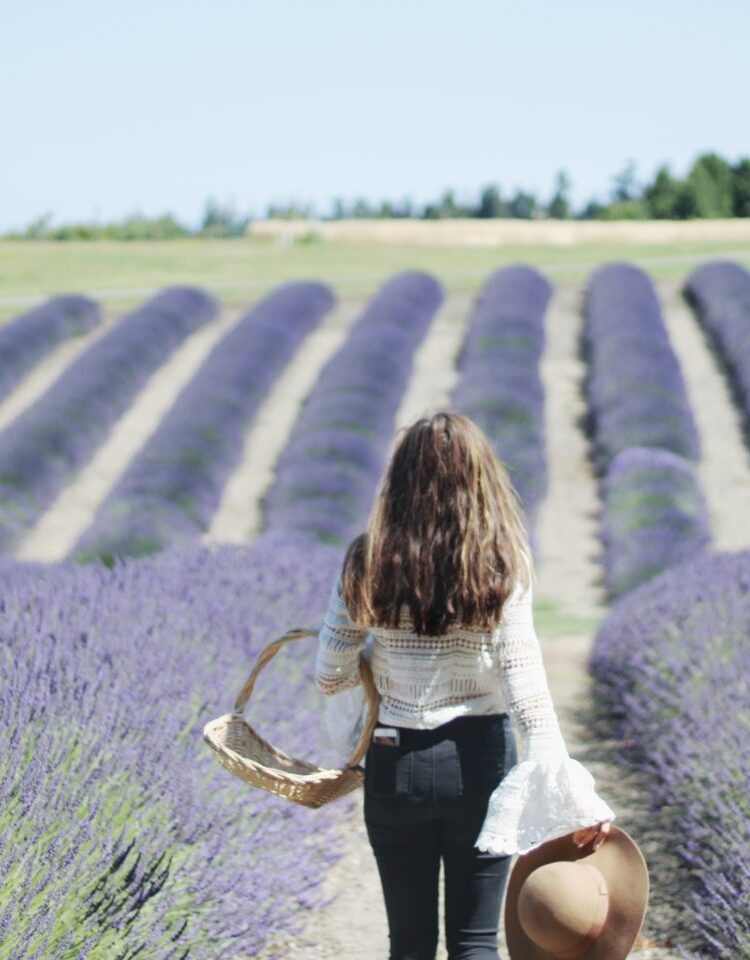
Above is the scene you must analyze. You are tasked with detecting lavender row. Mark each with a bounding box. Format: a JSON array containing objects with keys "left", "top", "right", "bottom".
[
  {"left": 451, "top": 265, "right": 552, "bottom": 541},
  {"left": 581, "top": 263, "right": 708, "bottom": 592},
  {"left": 601, "top": 446, "right": 712, "bottom": 599},
  {"left": 0, "top": 532, "right": 348, "bottom": 958},
  {"left": 72, "top": 282, "right": 334, "bottom": 566},
  {"left": 590, "top": 550, "right": 750, "bottom": 958},
  {"left": 583, "top": 263, "right": 700, "bottom": 473},
  {"left": 0, "top": 286, "right": 218, "bottom": 553},
  {"left": 0, "top": 295, "right": 101, "bottom": 404},
  {"left": 684, "top": 260, "right": 750, "bottom": 420},
  {"left": 262, "top": 271, "right": 444, "bottom": 545},
  {"left": 587, "top": 264, "right": 725, "bottom": 957}
]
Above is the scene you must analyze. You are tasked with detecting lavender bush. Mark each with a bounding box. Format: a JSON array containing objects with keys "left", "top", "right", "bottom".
[
  {"left": 583, "top": 263, "right": 700, "bottom": 472},
  {"left": 262, "top": 271, "right": 443, "bottom": 544},
  {"left": 0, "top": 296, "right": 101, "bottom": 404},
  {"left": 0, "top": 531, "right": 350, "bottom": 958},
  {"left": 601, "top": 446, "right": 712, "bottom": 598},
  {"left": 451, "top": 265, "right": 552, "bottom": 540},
  {"left": 590, "top": 549, "right": 750, "bottom": 959},
  {"left": 71, "top": 282, "right": 334, "bottom": 566},
  {"left": 0, "top": 287, "right": 218, "bottom": 554},
  {"left": 684, "top": 260, "right": 750, "bottom": 419}
]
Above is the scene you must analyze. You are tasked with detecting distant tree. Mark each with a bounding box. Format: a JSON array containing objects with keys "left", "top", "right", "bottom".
[
  {"left": 18, "top": 211, "right": 191, "bottom": 241},
  {"left": 49, "top": 222, "right": 100, "bottom": 240},
  {"left": 437, "top": 189, "right": 463, "bottom": 218},
  {"left": 476, "top": 184, "right": 505, "bottom": 218},
  {"left": 597, "top": 199, "right": 649, "bottom": 220},
  {"left": 420, "top": 189, "right": 467, "bottom": 219},
  {"left": 732, "top": 158, "right": 750, "bottom": 217},
  {"left": 611, "top": 159, "right": 639, "bottom": 202},
  {"left": 508, "top": 189, "right": 538, "bottom": 219},
  {"left": 331, "top": 197, "right": 348, "bottom": 219},
  {"left": 548, "top": 170, "right": 571, "bottom": 219},
  {"left": 644, "top": 165, "right": 682, "bottom": 219},
  {"left": 202, "top": 198, "right": 250, "bottom": 235},
  {"left": 352, "top": 198, "right": 373, "bottom": 218},
  {"left": 577, "top": 198, "right": 606, "bottom": 220},
  {"left": 681, "top": 152, "right": 734, "bottom": 218},
  {"left": 112, "top": 213, "right": 188, "bottom": 240},
  {"left": 394, "top": 197, "right": 414, "bottom": 218},
  {"left": 22, "top": 212, "right": 54, "bottom": 238},
  {"left": 266, "top": 199, "right": 314, "bottom": 220},
  {"left": 204, "top": 197, "right": 228, "bottom": 229}
]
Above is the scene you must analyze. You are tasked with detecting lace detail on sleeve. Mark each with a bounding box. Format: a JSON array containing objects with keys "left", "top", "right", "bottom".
[
  {"left": 492, "top": 579, "right": 567, "bottom": 760},
  {"left": 314, "top": 572, "right": 368, "bottom": 696},
  {"left": 475, "top": 756, "right": 617, "bottom": 856},
  {"left": 474, "top": 579, "right": 616, "bottom": 856}
]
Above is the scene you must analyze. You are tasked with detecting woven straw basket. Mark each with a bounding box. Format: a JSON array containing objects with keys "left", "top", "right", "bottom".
[{"left": 202, "top": 627, "right": 380, "bottom": 808}]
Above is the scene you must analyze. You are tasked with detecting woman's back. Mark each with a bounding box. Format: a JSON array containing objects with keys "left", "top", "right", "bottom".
[
  {"left": 313, "top": 412, "right": 614, "bottom": 960},
  {"left": 316, "top": 575, "right": 532, "bottom": 730}
]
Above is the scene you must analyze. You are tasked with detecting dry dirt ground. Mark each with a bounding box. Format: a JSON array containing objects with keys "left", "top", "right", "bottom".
[
  {"left": 15, "top": 308, "right": 245, "bottom": 562},
  {"left": 206, "top": 300, "right": 365, "bottom": 544},
  {"left": 250, "top": 216, "right": 750, "bottom": 248}
]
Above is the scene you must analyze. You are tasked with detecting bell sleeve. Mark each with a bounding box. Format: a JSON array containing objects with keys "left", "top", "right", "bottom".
[
  {"left": 314, "top": 572, "right": 369, "bottom": 696},
  {"left": 474, "top": 578, "right": 616, "bottom": 857}
]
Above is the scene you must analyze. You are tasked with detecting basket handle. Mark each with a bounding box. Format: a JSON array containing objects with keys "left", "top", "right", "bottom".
[{"left": 232, "top": 627, "right": 380, "bottom": 770}]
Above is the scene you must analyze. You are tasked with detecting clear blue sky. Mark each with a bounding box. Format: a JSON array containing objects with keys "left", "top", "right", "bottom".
[{"left": 1, "top": 0, "right": 748, "bottom": 231}]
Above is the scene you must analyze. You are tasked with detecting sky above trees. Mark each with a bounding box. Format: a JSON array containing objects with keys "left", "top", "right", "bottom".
[{"left": 2, "top": 0, "right": 749, "bottom": 231}]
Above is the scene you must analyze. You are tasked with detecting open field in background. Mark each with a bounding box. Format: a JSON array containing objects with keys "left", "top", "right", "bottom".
[
  {"left": 249, "top": 216, "right": 750, "bottom": 246},
  {"left": 2, "top": 229, "right": 750, "bottom": 321}
]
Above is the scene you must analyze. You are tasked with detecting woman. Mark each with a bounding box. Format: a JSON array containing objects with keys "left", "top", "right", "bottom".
[{"left": 314, "top": 412, "right": 615, "bottom": 960}]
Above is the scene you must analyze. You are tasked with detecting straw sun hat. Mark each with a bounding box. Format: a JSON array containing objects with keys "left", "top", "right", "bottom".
[{"left": 505, "top": 825, "right": 649, "bottom": 960}]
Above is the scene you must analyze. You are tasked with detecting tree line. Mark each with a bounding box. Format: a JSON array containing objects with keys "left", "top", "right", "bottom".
[
  {"left": 271, "top": 153, "right": 750, "bottom": 222},
  {"left": 6, "top": 152, "right": 750, "bottom": 241}
]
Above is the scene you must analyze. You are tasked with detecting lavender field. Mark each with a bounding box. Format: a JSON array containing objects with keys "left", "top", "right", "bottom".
[{"left": 1, "top": 261, "right": 750, "bottom": 959}]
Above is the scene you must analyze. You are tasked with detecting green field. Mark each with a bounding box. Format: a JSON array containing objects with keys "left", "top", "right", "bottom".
[{"left": 2, "top": 236, "right": 750, "bottom": 320}]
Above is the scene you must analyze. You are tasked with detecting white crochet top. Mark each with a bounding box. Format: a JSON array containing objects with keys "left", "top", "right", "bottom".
[{"left": 314, "top": 571, "right": 616, "bottom": 857}]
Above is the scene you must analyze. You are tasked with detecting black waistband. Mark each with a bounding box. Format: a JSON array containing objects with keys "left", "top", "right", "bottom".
[{"left": 380, "top": 712, "right": 509, "bottom": 747}]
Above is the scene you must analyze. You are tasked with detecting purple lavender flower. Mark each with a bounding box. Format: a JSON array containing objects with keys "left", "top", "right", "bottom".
[
  {"left": 262, "top": 271, "right": 443, "bottom": 544},
  {"left": 0, "top": 532, "right": 349, "bottom": 957},
  {"left": 684, "top": 260, "right": 750, "bottom": 418},
  {"left": 590, "top": 549, "right": 750, "bottom": 958},
  {"left": 0, "top": 295, "right": 101, "bottom": 404},
  {"left": 601, "top": 446, "right": 712, "bottom": 598},
  {"left": 71, "top": 282, "right": 334, "bottom": 565},
  {"left": 584, "top": 263, "right": 701, "bottom": 472},
  {"left": 0, "top": 287, "right": 218, "bottom": 553},
  {"left": 451, "top": 265, "right": 552, "bottom": 542}
]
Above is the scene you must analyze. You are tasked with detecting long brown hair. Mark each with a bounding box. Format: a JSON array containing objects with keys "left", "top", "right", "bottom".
[{"left": 341, "top": 412, "right": 533, "bottom": 636}]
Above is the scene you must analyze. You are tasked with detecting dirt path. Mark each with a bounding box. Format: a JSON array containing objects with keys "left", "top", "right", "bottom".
[
  {"left": 205, "top": 300, "right": 364, "bottom": 545},
  {"left": 533, "top": 281, "right": 608, "bottom": 753},
  {"left": 15, "top": 309, "right": 243, "bottom": 562},
  {"left": 659, "top": 278, "right": 750, "bottom": 551},
  {"left": 534, "top": 283, "right": 682, "bottom": 959},
  {"left": 394, "top": 293, "right": 473, "bottom": 431}
]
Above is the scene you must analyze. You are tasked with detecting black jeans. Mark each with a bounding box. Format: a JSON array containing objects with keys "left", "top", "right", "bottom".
[{"left": 363, "top": 713, "right": 517, "bottom": 960}]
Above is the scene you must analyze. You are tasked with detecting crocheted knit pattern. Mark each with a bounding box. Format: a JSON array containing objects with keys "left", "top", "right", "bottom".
[{"left": 314, "top": 572, "right": 616, "bottom": 856}]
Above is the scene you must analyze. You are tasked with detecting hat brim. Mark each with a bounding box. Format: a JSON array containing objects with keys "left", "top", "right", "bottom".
[{"left": 504, "top": 825, "right": 649, "bottom": 960}]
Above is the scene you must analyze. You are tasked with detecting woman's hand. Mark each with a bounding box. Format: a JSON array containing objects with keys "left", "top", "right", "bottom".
[{"left": 571, "top": 820, "right": 611, "bottom": 851}]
